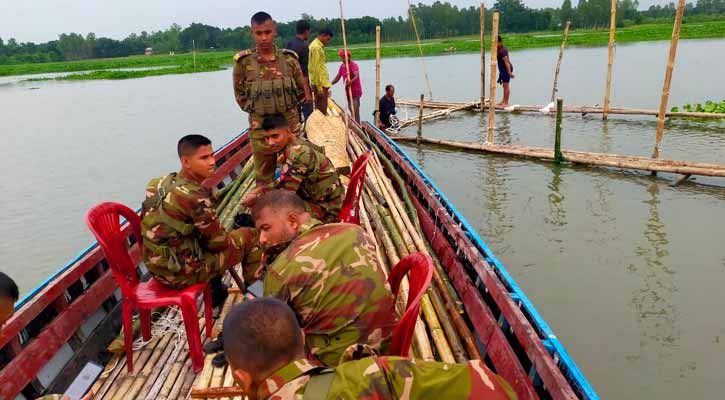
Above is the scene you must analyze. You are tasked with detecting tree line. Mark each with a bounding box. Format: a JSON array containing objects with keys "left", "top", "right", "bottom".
[{"left": 1, "top": 0, "right": 724, "bottom": 65}]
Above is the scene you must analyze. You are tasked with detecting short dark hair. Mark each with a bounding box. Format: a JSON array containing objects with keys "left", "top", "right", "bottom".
[
  {"left": 497, "top": 35, "right": 503, "bottom": 42},
  {"left": 251, "top": 190, "right": 306, "bottom": 219},
  {"left": 223, "top": 298, "right": 302, "bottom": 372},
  {"left": 177, "top": 134, "right": 212, "bottom": 158},
  {"left": 0, "top": 272, "right": 19, "bottom": 302},
  {"left": 262, "top": 114, "right": 290, "bottom": 131},
  {"left": 251, "top": 11, "right": 273, "bottom": 25},
  {"left": 296, "top": 20, "right": 311, "bottom": 34},
  {"left": 385, "top": 84, "right": 394, "bottom": 92},
  {"left": 318, "top": 28, "right": 334, "bottom": 37}
]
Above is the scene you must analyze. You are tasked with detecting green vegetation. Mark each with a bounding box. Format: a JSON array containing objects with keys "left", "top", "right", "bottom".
[
  {"left": 672, "top": 100, "right": 725, "bottom": 113},
  {"left": 4, "top": 19, "right": 725, "bottom": 81}
]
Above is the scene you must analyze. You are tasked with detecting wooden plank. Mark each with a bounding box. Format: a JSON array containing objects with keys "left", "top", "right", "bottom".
[
  {"left": 0, "top": 270, "right": 117, "bottom": 399},
  {"left": 191, "top": 386, "right": 244, "bottom": 399},
  {"left": 204, "top": 146, "right": 252, "bottom": 189}
]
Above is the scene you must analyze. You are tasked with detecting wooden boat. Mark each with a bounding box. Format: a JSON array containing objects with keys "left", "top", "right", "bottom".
[{"left": 0, "top": 104, "right": 598, "bottom": 400}]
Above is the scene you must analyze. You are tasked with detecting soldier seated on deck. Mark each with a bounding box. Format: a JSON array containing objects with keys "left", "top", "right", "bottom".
[
  {"left": 251, "top": 190, "right": 397, "bottom": 367},
  {"left": 141, "top": 135, "right": 258, "bottom": 297},
  {"left": 222, "top": 298, "right": 517, "bottom": 400},
  {"left": 242, "top": 114, "right": 344, "bottom": 223}
]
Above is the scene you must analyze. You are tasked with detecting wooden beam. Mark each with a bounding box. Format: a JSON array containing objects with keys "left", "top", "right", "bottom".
[
  {"left": 603, "top": 0, "right": 617, "bottom": 120},
  {"left": 551, "top": 21, "right": 571, "bottom": 103},
  {"left": 487, "top": 13, "right": 500, "bottom": 144}
]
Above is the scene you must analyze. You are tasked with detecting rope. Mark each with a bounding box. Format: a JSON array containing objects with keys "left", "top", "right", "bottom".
[
  {"left": 408, "top": 0, "right": 434, "bottom": 100},
  {"left": 132, "top": 309, "right": 186, "bottom": 353}
]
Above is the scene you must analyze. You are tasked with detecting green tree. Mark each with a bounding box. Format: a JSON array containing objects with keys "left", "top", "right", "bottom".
[{"left": 561, "top": 0, "right": 574, "bottom": 26}]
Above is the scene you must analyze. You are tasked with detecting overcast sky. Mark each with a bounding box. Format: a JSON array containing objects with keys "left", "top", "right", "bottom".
[{"left": 2, "top": 0, "right": 675, "bottom": 43}]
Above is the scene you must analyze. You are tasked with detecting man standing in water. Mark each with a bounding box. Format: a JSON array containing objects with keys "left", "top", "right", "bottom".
[
  {"left": 233, "top": 11, "right": 311, "bottom": 192},
  {"left": 496, "top": 35, "right": 515, "bottom": 108}
]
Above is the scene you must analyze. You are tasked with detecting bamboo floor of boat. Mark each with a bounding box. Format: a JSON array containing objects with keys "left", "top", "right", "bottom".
[{"left": 89, "top": 273, "right": 243, "bottom": 400}]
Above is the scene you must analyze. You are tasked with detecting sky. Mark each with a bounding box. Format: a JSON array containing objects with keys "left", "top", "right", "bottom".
[{"left": 2, "top": 0, "right": 676, "bottom": 44}]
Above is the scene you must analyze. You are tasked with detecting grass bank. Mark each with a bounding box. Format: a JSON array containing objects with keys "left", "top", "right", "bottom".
[
  {"left": 3, "top": 20, "right": 724, "bottom": 81},
  {"left": 26, "top": 64, "right": 223, "bottom": 81}
]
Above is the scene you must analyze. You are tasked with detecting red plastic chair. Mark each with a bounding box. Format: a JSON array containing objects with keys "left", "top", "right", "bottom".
[
  {"left": 86, "top": 202, "right": 212, "bottom": 373},
  {"left": 339, "top": 150, "right": 372, "bottom": 224},
  {"left": 387, "top": 252, "right": 433, "bottom": 357}
]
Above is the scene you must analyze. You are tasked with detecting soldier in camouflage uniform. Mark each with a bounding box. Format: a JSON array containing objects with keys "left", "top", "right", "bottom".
[
  {"left": 233, "top": 12, "right": 311, "bottom": 194},
  {"left": 252, "top": 114, "right": 344, "bottom": 222},
  {"left": 141, "top": 134, "right": 258, "bottom": 289},
  {"left": 250, "top": 190, "right": 397, "bottom": 367},
  {"left": 222, "top": 298, "right": 517, "bottom": 400}
]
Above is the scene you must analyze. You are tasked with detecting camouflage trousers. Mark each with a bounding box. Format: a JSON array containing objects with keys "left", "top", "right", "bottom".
[
  {"left": 249, "top": 110, "right": 301, "bottom": 189},
  {"left": 148, "top": 228, "right": 262, "bottom": 289},
  {"left": 305, "top": 200, "right": 340, "bottom": 224}
]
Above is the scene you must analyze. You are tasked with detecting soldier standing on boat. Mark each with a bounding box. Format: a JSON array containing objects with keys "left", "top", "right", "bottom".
[
  {"left": 141, "top": 135, "right": 258, "bottom": 292},
  {"left": 233, "top": 11, "right": 311, "bottom": 197}
]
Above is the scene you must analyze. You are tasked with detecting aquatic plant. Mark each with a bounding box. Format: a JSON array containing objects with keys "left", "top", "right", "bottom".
[{"left": 671, "top": 100, "right": 725, "bottom": 114}]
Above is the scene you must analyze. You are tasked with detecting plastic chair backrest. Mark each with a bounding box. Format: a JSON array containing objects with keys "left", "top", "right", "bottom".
[
  {"left": 387, "top": 252, "right": 433, "bottom": 357},
  {"left": 340, "top": 150, "right": 372, "bottom": 224},
  {"left": 86, "top": 202, "right": 143, "bottom": 295}
]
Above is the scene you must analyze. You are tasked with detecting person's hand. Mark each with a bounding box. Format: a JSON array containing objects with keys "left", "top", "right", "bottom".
[
  {"left": 241, "top": 187, "right": 264, "bottom": 208},
  {"left": 510, "top": 73, "right": 515, "bottom": 79}
]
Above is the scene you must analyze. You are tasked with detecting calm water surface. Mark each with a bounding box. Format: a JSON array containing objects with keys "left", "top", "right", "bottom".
[{"left": 1, "top": 39, "right": 724, "bottom": 399}]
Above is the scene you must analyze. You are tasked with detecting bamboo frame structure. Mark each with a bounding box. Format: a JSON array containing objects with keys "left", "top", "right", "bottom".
[
  {"left": 480, "top": 4, "right": 486, "bottom": 112},
  {"left": 603, "top": 0, "right": 617, "bottom": 120},
  {"left": 396, "top": 98, "right": 725, "bottom": 119},
  {"left": 375, "top": 26, "right": 381, "bottom": 128},
  {"left": 487, "top": 13, "right": 500, "bottom": 143},
  {"left": 408, "top": 0, "right": 433, "bottom": 100},
  {"left": 653, "top": 0, "right": 686, "bottom": 159},
  {"left": 417, "top": 94, "right": 424, "bottom": 142},
  {"left": 390, "top": 135, "right": 725, "bottom": 177},
  {"left": 338, "top": 0, "right": 356, "bottom": 123},
  {"left": 551, "top": 21, "right": 571, "bottom": 103}
]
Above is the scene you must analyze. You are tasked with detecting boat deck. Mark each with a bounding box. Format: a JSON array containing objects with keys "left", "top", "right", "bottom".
[{"left": 90, "top": 276, "right": 243, "bottom": 400}]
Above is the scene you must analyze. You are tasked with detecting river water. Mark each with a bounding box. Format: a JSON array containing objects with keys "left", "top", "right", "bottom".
[{"left": 1, "top": 39, "right": 723, "bottom": 398}]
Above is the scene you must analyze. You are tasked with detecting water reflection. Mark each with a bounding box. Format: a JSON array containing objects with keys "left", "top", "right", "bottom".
[
  {"left": 629, "top": 181, "right": 680, "bottom": 353},
  {"left": 544, "top": 164, "right": 567, "bottom": 229}
]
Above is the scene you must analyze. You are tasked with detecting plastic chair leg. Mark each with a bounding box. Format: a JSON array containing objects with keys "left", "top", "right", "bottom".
[
  {"left": 203, "top": 284, "right": 213, "bottom": 338},
  {"left": 180, "top": 297, "right": 204, "bottom": 373},
  {"left": 139, "top": 309, "right": 152, "bottom": 341},
  {"left": 121, "top": 301, "right": 135, "bottom": 373}
]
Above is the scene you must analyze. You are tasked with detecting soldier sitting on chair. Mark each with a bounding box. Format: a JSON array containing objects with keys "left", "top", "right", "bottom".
[
  {"left": 243, "top": 114, "right": 344, "bottom": 223},
  {"left": 222, "top": 298, "right": 517, "bottom": 400},
  {"left": 250, "top": 190, "right": 397, "bottom": 367},
  {"left": 141, "top": 134, "right": 258, "bottom": 294}
]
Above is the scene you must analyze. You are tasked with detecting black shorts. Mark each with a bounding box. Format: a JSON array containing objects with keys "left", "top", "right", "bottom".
[{"left": 497, "top": 70, "right": 511, "bottom": 84}]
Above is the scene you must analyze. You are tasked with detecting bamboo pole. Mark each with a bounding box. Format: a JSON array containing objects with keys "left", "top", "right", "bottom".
[
  {"left": 487, "top": 13, "right": 500, "bottom": 144},
  {"left": 417, "top": 94, "right": 424, "bottom": 142},
  {"left": 653, "top": 0, "right": 686, "bottom": 159},
  {"left": 375, "top": 25, "right": 382, "bottom": 128},
  {"left": 389, "top": 135, "right": 725, "bottom": 177},
  {"left": 555, "top": 98, "right": 564, "bottom": 162},
  {"left": 408, "top": 0, "right": 433, "bottom": 99},
  {"left": 338, "top": 0, "right": 356, "bottom": 123},
  {"left": 551, "top": 20, "right": 571, "bottom": 103},
  {"left": 480, "top": 4, "right": 486, "bottom": 112},
  {"left": 603, "top": 0, "right": 617, "bottom": 120}
]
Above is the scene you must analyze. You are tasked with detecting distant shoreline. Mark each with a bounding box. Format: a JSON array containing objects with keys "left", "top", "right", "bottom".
[{"left": 3, "top": 20, "right": 724, "bottom": 82}]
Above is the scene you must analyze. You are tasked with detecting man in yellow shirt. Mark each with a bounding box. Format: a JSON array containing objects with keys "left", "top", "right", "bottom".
[{"left": 308, "top": 28, "right": 333, "bottom": 115}]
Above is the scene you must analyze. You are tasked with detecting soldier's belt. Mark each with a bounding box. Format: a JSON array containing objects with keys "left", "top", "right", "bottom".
[{"left": 144, "top": 240, "right": 171, "bottom": 258}]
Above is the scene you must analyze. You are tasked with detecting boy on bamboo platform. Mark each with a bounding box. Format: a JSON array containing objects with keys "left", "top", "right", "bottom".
[
  {"left": 243, "top": 114, "right": 344, "bottom": 223},
  {"left": 222, "top": 298, "right": 516, "bottom": 400},
  {"left": 141, "top": 135, "right": 259, "bottom": 303},
  {"left": 251, "top": 190, "right": 397, "bottom": 367}
]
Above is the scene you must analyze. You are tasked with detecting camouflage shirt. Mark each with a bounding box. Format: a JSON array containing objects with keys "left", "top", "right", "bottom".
[
  {"left": 232, "top": 46, "right": 307, "bottom": 119},
  {"left": 277, "top": 137, "right": 344, "bottom": 223},
  {"left": 141, "top": 170, "right": 257, "bottom": 288},
  {"left": 255, "top": 356, "right": 517, "bottom": 400},
  {"left": 263, "top": 221, "right": 397, "bottom": 367}
]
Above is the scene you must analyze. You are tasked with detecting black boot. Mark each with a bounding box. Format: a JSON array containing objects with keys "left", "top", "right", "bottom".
[
  {"left": 212, "top": 352, "right": 228, "bottom": 368},
  {"left": 203, "top": 335, "right": 224, "bottom": 354}
]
